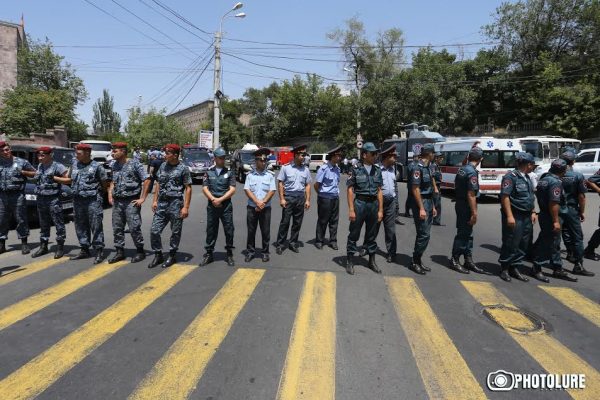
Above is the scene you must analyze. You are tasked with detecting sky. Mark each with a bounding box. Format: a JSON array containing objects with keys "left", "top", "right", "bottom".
[{"left": 3, "top": 0, "right": 506, "bottom": 127}]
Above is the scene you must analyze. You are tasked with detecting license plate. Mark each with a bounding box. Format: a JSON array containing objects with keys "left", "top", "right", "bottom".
[
  {"left": 62, "top": 202, "right": 73, "bottom": 210},
  {"left": 481, "top": 175, "right": 497, "bottom": 180}
]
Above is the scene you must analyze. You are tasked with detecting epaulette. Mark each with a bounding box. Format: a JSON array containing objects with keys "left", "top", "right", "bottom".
[{"left": 510, "top": 171, "right": 517, "bottom": 176}]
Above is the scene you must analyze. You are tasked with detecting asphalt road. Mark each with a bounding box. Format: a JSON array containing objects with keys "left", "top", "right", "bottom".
[{"left": 0, "top": 176, "right": 599, "bottom": 400}]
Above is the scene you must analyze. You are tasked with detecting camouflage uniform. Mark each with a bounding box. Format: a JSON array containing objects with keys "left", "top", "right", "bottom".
[
  {"left": 70, "top": 160, "right": 108, "bottom": 250},
  {"left": 111, "top": 159, "right": 148, "bottom": 249},
  {"left": 0, "top": 157, "right": 35, "bottom": 240},
  {"left": 150, "top": 162, "right": 192, "bottom": 253},
  {"left": 35, "top": 161, "right": 67, "bottom": 244}
]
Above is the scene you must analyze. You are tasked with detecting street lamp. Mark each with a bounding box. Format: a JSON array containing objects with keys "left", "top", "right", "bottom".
[{"left": 213, "top": 3, "right": 246, "bottom": 150}]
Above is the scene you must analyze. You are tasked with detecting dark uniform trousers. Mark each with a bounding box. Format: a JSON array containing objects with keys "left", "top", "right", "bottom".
[
  {"left": 276, "top": 195, "right": 305, "bottom": 247},
  {"left": 451, "top": 201, "right": 473, "bottom": 257},
  {"left": 561, "top": 206, "right": 584, "bottom": 262},
  {"left": 73, "top": 195, "right": 104, "bottom": 249},
  {"left": 205, "top": 199, "right": 234, "bottom": 252},
  {"left": 378, "top": 196, "right": 397, "bottom": 255},
  {"left": 587, "top": 212, "right": 600, "bottom": 251},
  {"left": 316, "top": 196, "right": 339, "bottom": 245},
  {"left": 433, "top": 192, "right": 442, "bottom": 224},
  {"left": 533, "top": 214, "right": 563, "bottom": 270},
  {"left": 112, "top": 197, "right": 144, "bottom": 249},
  {"left": 37, "top": 195, "right": 65, "bottom": 243},
  {"left": 150, "top": 198, "right": 184, "bottom": 252},
  {"left": 498, "top": 208, "right": 533, "bottom": 267},
  {"left": 247, "top": 205, "right": 271, "bottom": 255},
  {"left": 0, "top": 191, "right": 29, "bottom": 240},
  {"left": 412, "top": 197, "right": 433, "bottom": 258},
  {"left": 347, "top": 197, "right": 380, "bottom": 255},
  {"left": 405, "top": 190, "right": 414, "bottom": 215}
]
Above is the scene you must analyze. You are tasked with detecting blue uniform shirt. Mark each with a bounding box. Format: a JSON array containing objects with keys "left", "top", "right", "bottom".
[
  {"left": 244, "top": 169, "right": 276, "bottom": 207},
  {"left": 455, "top": 163, "right": 479, "bottom": 201},
  {"left": 315, "top": 162, "right": 340, "bottom": 199},
  {"left": 278, "top": 163, "right": 312, "bottom": 196},
  {"left": 380, "top": 164, "right": 396, "bottom": 198},
  {"left": 409, "top": 160, "right": 435, "bottom": 196},
  {"left": 536, "top": 173, "right": 564, "bottom": 214},
  {"left": 157, "top": 162, "right": 192, "bottom": 199},
  {"left": 501, "top": 169, "right": 535, "bottom": 212},
  {"left": 203, "top": 166, "right": 236, "bottom": 197},
  {"left": 70, "top": 160, "right": 108, "bottom": 198},
  {"left": 0, "top": 157, "right": 35, "bottom": 192},
  {"left": 347, "top": 163, "right": 382, "bottom": 196},
  {"left": 111, "top": 159, "right": 149, "bottom": 198},
  {"left": 561, "top": 169, "right": 586, "bottom": 209},
  {"left": 35, "top": 161, "right": 67, "bottom": 196}
]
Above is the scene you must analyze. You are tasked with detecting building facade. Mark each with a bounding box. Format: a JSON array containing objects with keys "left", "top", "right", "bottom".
[
  {"left": 167, "top": 100, "right": 214, "bottom": 136},
  {"left": 0, "top": 19, "right": 26, "bottom": 108}
]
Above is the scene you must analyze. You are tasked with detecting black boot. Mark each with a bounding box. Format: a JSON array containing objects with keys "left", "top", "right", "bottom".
[
  {"left": 226, "top": 250, "right": 235, "bottom": 267},
  {"left": 161, "top": 251, "right": 177, "bottom": 268},
  {"left": 583, "top": 247, "right": 600, "bottom": 261},
  {"left": 368, "top": 254, "right": 381, "bottom": 274},
  {"left": 94, "top": 248, "right": 105, "bottom": 264},
  {"left": 420, "top": 258, "right": 431, "bottom": 272},
  {"left": 410, "top": 257, "right": 426, "bottom": 275},
  {"left": 553, "top": 268, "right": 578, "bottom": 282},
  {"left": 33, "top": 240, "right": 49, "bottom": 258},
  {"left": 70, "top": 246, "right": 90, "bottom": 260},
  {"left": 450, "top": 255, "right": 469, "bottom": 274},
  {"left": 509, "top": 265, "right": 529, "bottom": 282},
  {"left": 0, "top": 240, "right": 5, "bottom": 254},
  {"left": 131, "top": 247, "right": 146, "bottom": 263},
  {"left": 148, "top": 252, "right": 163, "bottom": 269},
  {"left": 572, "top": 262, "right": 595, "bottom": 277},
  {"left": 54, "top": 242, "right": 64, "bottom": 259},
  {"left": 464, "top": 255, "right": 484, "bottom": 273},
  {"left": 345, "top": 255, "right": 355, "bottom": 275},
  {"left": 21, "top": 238, "right": 30, "bottom": 255},
  {"left": 108, "top": 247, "right": 126, "bottom": 264},
  {"left": 200, "top": 252, "right": 214, "bottom": 267},
  {"left": 499, "top": 265, "right": 511, "bottom": 282},
  {"left": 531, "top": 266, "right": 550, "bottom": 283}
]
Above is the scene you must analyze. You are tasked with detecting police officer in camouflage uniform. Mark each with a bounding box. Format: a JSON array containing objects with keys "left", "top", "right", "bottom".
[
  {"left": 0, "top": 141, "right": 36, "bottom": 254},
  {"left": 450, "top": 147, "right": 484, "bottom": 274},
  {"left": 314, "top": 145, "right": 343, "bottom": 250},
  {"left": 107, "top": 142, "right": 151, "bottom": 264},
  {"left": 32, "top": 146, "right": 68, "bottom": 259},
  {"left": 532, "top": 159, "right": 577, "bottom": 282},
  {"left": 559, "top": 150, "right": 594, "bottom": 276},
  {"left": 149, "top": 144, "right": 192, "bottom": 269},
  {"left": 432, "top": 152, "right": 444, "bottom": 225},
  {"left": 498, "top": 152, "right": 537, "bottom": 282},
  {"left": 345, "top": 142, "right": 383, "bottom": 275},
  {"left": 56, "top": 143, "right": 108, "bottom": 263},
  {"left": 409, "top": 143, "right": 438, "bottom": 275},
  {"left": 378, "top": 145, "right": 398, "bottom": 263},
  {"left": 200, "top": 147, "right": 237, "bottom": 267}
]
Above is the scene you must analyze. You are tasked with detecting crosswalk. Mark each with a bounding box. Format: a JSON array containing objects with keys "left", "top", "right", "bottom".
[{"left": 0, "top": 256, "right": 599, "bottom": 399}]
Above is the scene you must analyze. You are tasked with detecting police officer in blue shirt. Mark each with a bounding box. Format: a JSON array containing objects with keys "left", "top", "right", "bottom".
[
  {"left": 275, "top": 144, "right": 312, "bottom": 254},
  {"left": 559, "top": 151, "right": 594, "bottom": 276},
  {"left": 409, "top": 143, "right": 438, "bottom": 274},
  {"left": 498, "top": 152, "right": 537, "bottom": 282},
  {"left": 532, "top": 159, "right": 577, "bottom": 282},
  {"left": 32, "top": 146, "right": 68, "bottom": 259},
  {"left": 450, "top": 146, "right": 484, "bottom": 274},
  {"left": 345, "top": 142, "right": 383, "bottom": 275},
  {"left": 0, "top": 141, "right": 37, "bottom": 254},
  {"left": 432, "top": 152, "right": 444, "bottom": 225},
  {"left": 244, "top": 148, "right": 276, "bottom": 263},
  {"left": 314, "top": 145, "right": 343, "bottom": 250},
  {"left": 201, "top": 147, "right": 237, "bottom": 267},
  {"left": 378, "top": 145, "right": 399, "bottom": 263}
]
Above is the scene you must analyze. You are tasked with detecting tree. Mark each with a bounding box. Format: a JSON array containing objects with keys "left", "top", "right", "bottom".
[
  {"left": 92, "top": 89, "right": 121, "bottom": 136},
  {"left": 125, "top": 107, "right": 194, "bottom": 148}
]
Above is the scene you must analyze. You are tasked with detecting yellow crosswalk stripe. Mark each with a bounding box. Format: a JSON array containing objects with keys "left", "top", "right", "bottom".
[
  {"left": 129, "top": 268, "right": 265, "bottom": 400},
  {"left": 0, "top": 264, "right": 193, "bottom": 400},
  {"left": 0, "top": 256, "right": 67, "bottom": 287},
  {"left": 539, "top": 286, "right": 600, "bottom": 328},
  {"left": 462, "top": 281, "right": 600, "bottom": 400},
  {"left": 0, "top": 260, "right": 129, "bottom": 331},
  {"left": 386, "top": 277, "right": 486, "bottom": 400},
  {"left": 276, "top": 271, "right": 336, "bottom": 400}
]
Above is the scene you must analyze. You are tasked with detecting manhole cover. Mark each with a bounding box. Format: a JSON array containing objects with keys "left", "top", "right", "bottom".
[{"left": 481, "top": 304, "right": 548, "bottom": 335}]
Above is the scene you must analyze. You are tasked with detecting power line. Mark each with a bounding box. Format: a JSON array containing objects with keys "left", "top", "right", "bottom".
[
  {"left": 169, "top": 54, "right": 214, "bottom": 113},
  {"left": 149, "top": 0, "right": 213, "bottom": 36}
]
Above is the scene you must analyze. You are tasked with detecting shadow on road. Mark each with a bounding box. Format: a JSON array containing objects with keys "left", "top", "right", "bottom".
[{"left": 480, "top": 243, "right": 502, "bottom": 254}]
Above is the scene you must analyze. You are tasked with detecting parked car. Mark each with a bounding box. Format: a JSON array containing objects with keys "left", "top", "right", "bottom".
[
  {"left": 181, "top": 145, "right": 213, "bottom": 184},
  {"left": 579, "top": 138, "right": 600, "bottom": 151},
  {"left": 231, "top": 145, "right": 273, "bottom": 183},
  {"left": 573, "top": 148, "right": 600, "bottom": 179},
  {"left": 309, "top": 153, "right": 327, "bottom": 172},
  {"left": 9, "top": 144, "right": 75, "bottom": 224}
]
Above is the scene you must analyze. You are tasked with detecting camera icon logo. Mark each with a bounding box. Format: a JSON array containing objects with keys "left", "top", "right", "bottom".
[{"left": 487, "top": 370, "right": 515, "bottom": 391}]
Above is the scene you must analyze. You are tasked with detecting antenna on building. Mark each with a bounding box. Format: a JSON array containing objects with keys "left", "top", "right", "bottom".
[{"left": 20, "top": 14, "right": 24, "bottom": 28}]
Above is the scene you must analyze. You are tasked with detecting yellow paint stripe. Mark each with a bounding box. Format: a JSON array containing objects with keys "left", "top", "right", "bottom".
[
  {"left": 276, "top": 271, "right": 336, "bottom": 400},
  {"left": 129, "top": 268, "right": 265, "bottom": 400},
  {"left": 540, "top": 286, "right": 600, "bottom": 328},
  {"left": 462, "top": 281, "right": 600, "bottom": 400},
  {"left": 0, "top": 256, "right": 67, "bottom": 287},
  {"left": 386, "top": 277, "right": 486, "bottom": 400},
  {"left": 0, "top": 264, "right": 193, "bottom": 400},
  {"left": 0, "top": 261, "right": 129, "bottom": 331}
]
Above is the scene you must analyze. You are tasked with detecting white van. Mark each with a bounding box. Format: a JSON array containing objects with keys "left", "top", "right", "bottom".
[
  {"left": 309, "top": 153, "right": 327, "bottom": 172},
  {"left": 80, "top": 140, "right": 113, "bottom": 163}
]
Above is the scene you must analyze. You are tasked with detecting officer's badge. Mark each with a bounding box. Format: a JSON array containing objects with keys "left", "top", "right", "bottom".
[
  {"left": 413, "top": 170, "right": 420, "bottom": 179},
  {"left": 224, "top": 173, "right": 229, "bottom": 179},
  {"left": 470, "top": 176, "right": 478, "bottom": 185},
  {"left": 502, "top": 179, "right": 511, "bottom": 188},
  {"left": 553, "top": 187, "right": 561, "bottom": 197},
  {"left": 458, "top": 169, "right": 465, "bottom": 176}
]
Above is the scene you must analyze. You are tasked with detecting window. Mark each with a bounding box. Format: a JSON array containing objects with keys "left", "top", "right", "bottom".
[
  {"left": 444, "top": 151, "right": 468, "bottom": 166},
  {"left": 521, "top": 142, "right": 543, "bottom": 161},
  {"left": 575, "top": 152, "right": 596, "bottom": 163},
  {"left": 549, "top": 142, "right": 559, "bottom": 158},
  {"left": 481, "top": 151, "right": 519, "bottom": 168},
  {"left": 310, "top": 154, "right": 324, "bottom": 161}
]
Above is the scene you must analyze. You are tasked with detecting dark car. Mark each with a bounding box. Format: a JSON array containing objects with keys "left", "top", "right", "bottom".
[
  {"left": 231, "top": 149, "right": 258, "bottom": 183},
  {"left": 181, "top": 145, "right": 213, "bottom": 184},
  {"left": 9, "top": 144, "right": 75, "bottom": 224}
]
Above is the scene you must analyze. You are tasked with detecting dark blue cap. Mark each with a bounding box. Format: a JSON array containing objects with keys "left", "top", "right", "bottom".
[
  {"left": 549, "top": 158, "right": 568, "bottom": 174},
  {"left": 560, "top": 151, "right": 576, "bottom": 162},
  {"left": 468, "top": 146, "right": 484, "bottom": 160},
  {"left": 213, "top": 147, "right": 226, "bottom": 157},
  {"left": 434, "top": 151, "right": 443, "bottom": 157},
  {"left": 516, "top": 151, "right": 535, "bottom": 163},
  {"left": 362, "top": 142, "right": 378, "bottom": 152},
  {"left": 421, "top": 143, "right": 435, "bottom": 154}
]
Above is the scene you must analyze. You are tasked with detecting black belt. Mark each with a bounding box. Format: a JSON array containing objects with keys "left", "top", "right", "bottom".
[{"left": 355, "top": 194, "right": 377, "bottom": 202}]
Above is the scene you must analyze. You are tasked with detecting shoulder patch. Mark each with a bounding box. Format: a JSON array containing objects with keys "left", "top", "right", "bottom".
[
  {"left": 470, "top": 176, "right": 478, "bottom": 185},
  {"left": 413, "top": 170, "right": 421, "bottom": 179},
  {"left": 553, "top": 187, "right": 561, "bottom": 197}
]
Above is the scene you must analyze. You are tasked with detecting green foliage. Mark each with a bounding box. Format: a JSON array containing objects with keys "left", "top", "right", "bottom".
[
  {"left": 92, "top": 89, "right": 121, "bottom": 136},
  {"left": 125, "top": 107, "right": 194, "bottom": 148}
]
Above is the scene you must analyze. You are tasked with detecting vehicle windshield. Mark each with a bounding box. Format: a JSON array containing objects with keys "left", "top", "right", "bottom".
[
  {"left": 521, "top": 142, "right": 543, "bottom": 161},
  {"left": 53, "top": 149, "right": 75, "bottom": 167},
  {"left": 87, "top": 143, "right": 112, "bottom": 152},
  {"left": 480, "top": 151, "right": 519, "bottom": 169},
  {"left": 183, "top": 151, "right": 211, "bottom": 162},
  {"left": 240, "top": 152, "right": 255, "bottom": 163}
]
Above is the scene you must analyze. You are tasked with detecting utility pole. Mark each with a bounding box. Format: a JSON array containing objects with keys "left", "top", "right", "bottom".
[{"left": 212, "top": 30, "right": 222, "bottom": 150}]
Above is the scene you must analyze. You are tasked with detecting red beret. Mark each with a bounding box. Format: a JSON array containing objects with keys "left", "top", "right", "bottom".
[
  {"left": 75, "top": 143, "right": 92, "bottom": 151},
  {"left": 164, "top": 143, "right": 181, "bottom": 152},
  {"left": 37, "top": 146, "right": 53, "bottom": 154},
  {"left": 0, "top": 141, "right": 7, "bottom": 148},
  {"left": 112, "top": 142, "right": 128, "bottom": 149}
]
